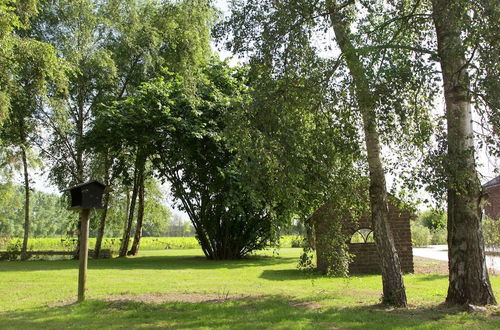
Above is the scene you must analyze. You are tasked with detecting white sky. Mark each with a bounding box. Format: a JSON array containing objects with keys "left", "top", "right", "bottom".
[{"left": 24, "top": 0, "right": 500, "bottom": 219}]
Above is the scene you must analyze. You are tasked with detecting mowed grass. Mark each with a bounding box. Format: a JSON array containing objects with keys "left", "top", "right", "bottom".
[{"left": 1, "top": 248, "right": 499, "bottom": 329}]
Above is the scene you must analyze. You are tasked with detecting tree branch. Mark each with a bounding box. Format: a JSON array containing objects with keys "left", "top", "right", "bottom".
[{"left": 358, "top": 44, "right": 437, "bottom": 56}]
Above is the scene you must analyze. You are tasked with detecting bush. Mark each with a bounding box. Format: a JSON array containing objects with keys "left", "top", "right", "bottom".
[
  {"left": 0, "top": 233, "right": 10, "bottom": 250},
  {"left": 279, "top": 235, "right": 303, "bottom": 248},
  {"left": 483, "top": 216, "right": 500, "bottom": 249},
  {"left": 411, "top": 222, "right": 431, "bottom": 247},
  {"left": 430, "top": 228, "right": 447, "bottom": 245},
  {"left": 418, "top": 209, "right": 447, "bottom": 230}
]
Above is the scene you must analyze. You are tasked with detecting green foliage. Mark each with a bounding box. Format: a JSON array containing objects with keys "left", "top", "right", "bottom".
[
  {"left": 350, "top": 229, "right": 375, "bottom": 243},
  {"left": 141, "top": 179, "right": 173, "bottom": 237},
  {"left": 30, "top": 0, "right": 214, "bottom": 188},
  {"left": 0, "top": 180, "right": 173, "bottom": 241},
  {"left": 280, "top": 235, "right": 304, "bottom": 248},
  {"left": 315, "top": 214, "right": 353, "bottom": 277},
  {"left": 430, "top": 228, "right": 447, "bottom": 245},
  {"left": 0, "top": 183, "right": 74, "bottom": 237},
  {"left": 298, "top": 245, "right": 316, "bottom": 274},
  {"left": 483, "top": 216, "right": 500, "bottom": 249},
  {"left": 0, "top": 237, "right": 200, "bottom": 252},
  {"left": 418, "top": 209, "right": 447, "bottom": 230},
  {"left": 0, "top": 181, "right": 23, "bottom": 235},
  {"left": 220, "top": 0, "right": 437, "bottom": 202},
  {"left": 0, "top": 232, "right": 9, "bottom": 250},
  {"left": 0, "top": 0, "right": 40, "bottom": 122},
  {"left": 99, "top": 59, "right": 279, "bottom": 259},
  {"left": 411, "top": 222, "right": 431, "bottom": 247}
]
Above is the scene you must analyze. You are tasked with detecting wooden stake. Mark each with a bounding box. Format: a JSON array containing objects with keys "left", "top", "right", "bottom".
[{"left": 78, "top": 209, "right": 90, "bottom": 302}]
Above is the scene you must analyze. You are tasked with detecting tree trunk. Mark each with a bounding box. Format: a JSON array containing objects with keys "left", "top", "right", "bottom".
[
  {"left": 118, "top": 157, "right": 140, "bottom": 257},
  {"left": 94, "top": 191, "right": 110, "bottom": 259},
  {"left": 73, "top": 78, "right": 85, "bottom": 260},
  {"left": 128, "top": 170, "right": 145, "bottom": 256},
  {"left": 20, "top": 146, "right": 30, "bottom": 261},
  {"left": 431, "top": 0, "right": 496, "bottom": 306},
  {"left": 327, "top": 0, "right": 407, "bottom": 307},
  {"left": 94, "top": 152, "right": 111, "bottom": 259}
]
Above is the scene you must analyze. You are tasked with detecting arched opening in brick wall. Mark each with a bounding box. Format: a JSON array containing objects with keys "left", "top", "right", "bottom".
[
  {"left": 350, "top": 228, "right": 374, "bottom": 243},
  {"left": 309, "top": 195, "right": 415, "bottom": 274}
]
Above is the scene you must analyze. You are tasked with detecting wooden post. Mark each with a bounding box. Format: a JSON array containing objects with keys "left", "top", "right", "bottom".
[{"left": 78, "top": 209, "right": 90, "bottom": 302}]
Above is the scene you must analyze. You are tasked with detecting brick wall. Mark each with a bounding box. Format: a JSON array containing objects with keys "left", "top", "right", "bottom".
[
  {"left": 312, "top": 198, "right": 414, "bottom": 274},
  {"left": 347, "top": 203, "right": 414, "bottom": 274},
  {"left": 484, "top": 184, "right": 500, "bottom": 220}
]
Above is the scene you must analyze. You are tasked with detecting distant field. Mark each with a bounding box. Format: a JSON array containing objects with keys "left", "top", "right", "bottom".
[{"left": 1, "top": 235, "right": 303, "bottom": 252}]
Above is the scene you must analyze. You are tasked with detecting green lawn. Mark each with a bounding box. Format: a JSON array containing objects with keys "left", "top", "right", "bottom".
[{"left": 1, "top": 248, "right": 499, "bottom": 329}]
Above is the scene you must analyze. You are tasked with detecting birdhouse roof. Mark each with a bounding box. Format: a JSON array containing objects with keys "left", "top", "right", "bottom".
[{"left": 63, "top": 180, "right": 106, "bottom": 192}]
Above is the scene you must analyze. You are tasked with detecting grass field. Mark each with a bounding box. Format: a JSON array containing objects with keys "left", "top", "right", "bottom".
[
  {"left": 1, "top": 248, "right": 499, "bottom": 329},
  {"left": 1, "top": 236, "right": 302, "bottom": 253}
]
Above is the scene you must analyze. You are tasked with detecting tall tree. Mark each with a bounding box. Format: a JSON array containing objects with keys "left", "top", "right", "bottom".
[
  {"left": 93, "top": 151, "right": 111, "bottom": 258},
  {"left": 0, "top": 0, "right": 64, "bottom": 257},
  {"left": 221, "top": 0, "right": 434, "bottom": 306},
  {"left": 224, "top": 49, "right": 367, "bottom": 273},
  {"left": 325, "top": 0, "right": 406, "bottom": 306},
  {"left": 96, "top": 60, "right": 282, "bottom": 259},
  {"left": 0, "top": 31, "right": 65, "bottom": 259},
  {"left": 0, "top": 0, "right": 40, "bottom": 122},
  {"left": 431, "top": 0, "right": 496, "bottom": 305},
  {"left": 128, "top": 169, "right": 145, "bottom": 256},
  {"left": 150, "top": 62, "right": 280, "bottom": 259}
]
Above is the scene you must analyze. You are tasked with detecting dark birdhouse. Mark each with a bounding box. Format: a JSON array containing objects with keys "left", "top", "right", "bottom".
[{"left": 64, "top": 180, "right": 106, "bottom": 210}]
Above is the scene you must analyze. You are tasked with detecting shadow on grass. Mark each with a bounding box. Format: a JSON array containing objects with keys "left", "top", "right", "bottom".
[
  {"left": 259, "top": 269, "right": 312, "bottom": 281},
  {"left": 0, "top": 253, "right": 296, "bottom": 272},
  {"left": 412, "top": 274, "right": 448, "bottom": 282},
  {"left": 1, "top": 296, "right": 494, "bottom": 329}
]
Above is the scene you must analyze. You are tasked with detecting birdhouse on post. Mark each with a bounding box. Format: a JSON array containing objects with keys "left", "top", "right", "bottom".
[
  {"left": 64, "top": 180, "right": 107, "bottom": 302},
  {"left": 67, "top": 180, "right": 106, "bottom": 210}
]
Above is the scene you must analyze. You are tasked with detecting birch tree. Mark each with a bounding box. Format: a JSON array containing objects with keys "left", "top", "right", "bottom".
[
  {"left": 221, "top": 0, "right": 435, "bottom": 306},
  {"left": 430, "top": 0, "right": 496, "bottom": 305}
]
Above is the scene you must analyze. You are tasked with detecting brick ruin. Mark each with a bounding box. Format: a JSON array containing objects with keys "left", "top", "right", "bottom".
[{"left": 309, "top": 197, "right": 414, "bottom": 274}]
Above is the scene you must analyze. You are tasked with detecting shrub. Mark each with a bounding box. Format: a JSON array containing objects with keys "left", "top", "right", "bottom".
[
  {"left": 279, "top": 235, "right": 303, "bottom": 248},
  {"left": 411, "top": 222, "right": 431, "bottom": 247},
  {"left": 430, "top": 228, "right": 447, "bottom": 245},
  {"left": 418, "top": 209, "right": 447, "bottom": 230},
  {"left": 0, "top": 233, "right": 10, "bottom": 250},
  {"left": 483, "top": 216, "right": 500, "bottom": 250},
  {"left": 4, "top": 238, "right": 22, "bottom": 261}
]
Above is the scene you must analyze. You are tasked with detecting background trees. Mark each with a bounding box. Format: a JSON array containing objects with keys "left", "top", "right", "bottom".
[
  {"left": 21, "top": 0, "right": 214, "bottom": 256},
  {"left": 0, "top": 185, "right": 73, "bottom": 237},
  {"left": 0, "top": 182, "right": 173, "bottom": 239}
]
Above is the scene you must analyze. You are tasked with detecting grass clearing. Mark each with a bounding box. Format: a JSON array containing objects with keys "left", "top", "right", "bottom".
[{"left": 1, "top": 248, "right": 499, "bottom": 329}]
